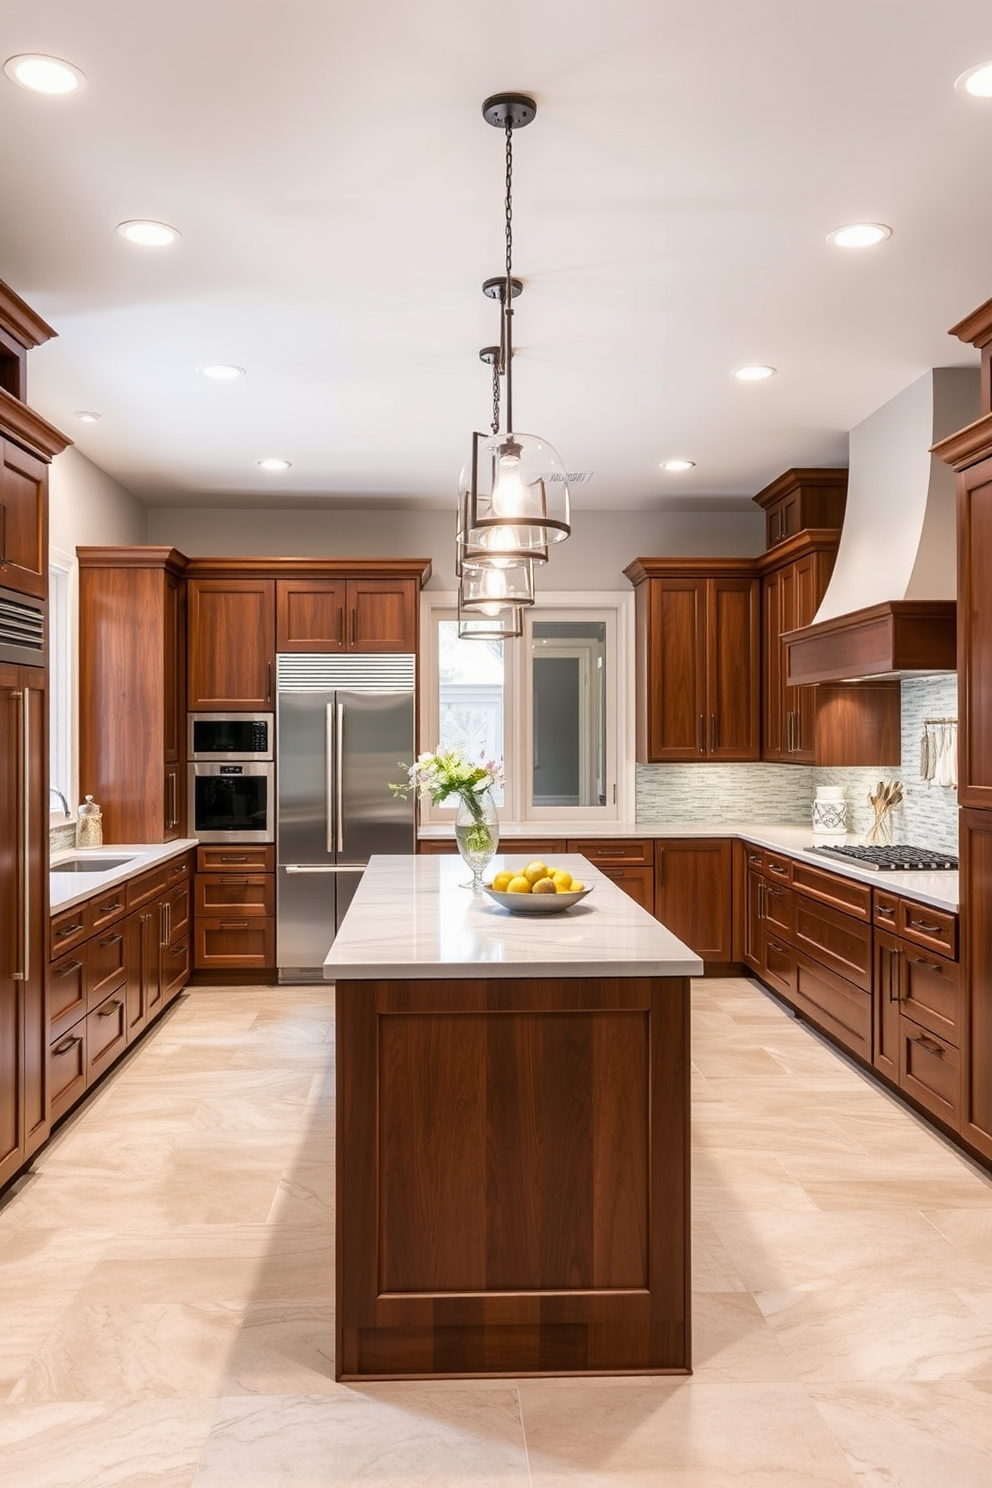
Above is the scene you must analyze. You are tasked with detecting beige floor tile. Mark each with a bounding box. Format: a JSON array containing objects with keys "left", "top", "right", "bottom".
[
  {"left": 692, "top": 1149, "right": 819, "bottom": 1213},
  {"left": 518, "top": 1380, "right": 859, "bottom": 1486},
  {"left": 690, "top": 1293, "right": 799, "bottom": 1382},
  {"left": 191, "top": 1389, "right": 531, "bottom": 1488},
  {"left": 920, "top": 1207, "right": 992, "bottom": 1260},
  {"left": 265, "top": 1164, "right": 335, "bottom": 1225},
  {"left": 690, "top": 1219, "right": 747, "bottom": 1292},
  {"left": 220, "top": 1301, "right": 336, "bottom": 1395},
  {"left": 8, "top": 1301, "right": 245, "bottom": 1402},
  {"left": 810, "top": 1380, "right": 992, "bottom": 1488},
  {"left": 756, "top": 1284, "right": 992, "bottom": 1382},
  {"left": 0, "top": 1399, "right": 217, "bottom": 1488}
]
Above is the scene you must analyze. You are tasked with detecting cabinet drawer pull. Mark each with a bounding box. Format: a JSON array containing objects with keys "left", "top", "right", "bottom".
[
  {"left": 710, "top": 713, "right": 716, "bottom": 752},
  {"left": 909, "top": 956, "right": 945, "bottom": 973},
  {"left": 53, "top": 1034, "right": 83, "bottom": 1056},
  {"left": 876, "top": 905, "right": 896, "bottom": 919},
  {"left": 769, "top": 863, "right": 788, "bottom": 877},
  {"left": 698, "top": 713, "right": 705, "bottom": 753},
  {"left": 99, "top": 932, "right": 124, "bottom": 948},
  {"left": 97, "top": 998, "right": 123, "bottom": 1017},
  {"left": 908, "top": 918, "right": 942, "bottom": 935},
  {"left": 54, "top": 958, "right": 84, "bottom": 978},
  {"left": 911, "top": 1033, "right": 945, "bottom": 1058},
  {"left": 219, "top": 854, "right": 249, "bottom": 863},
  {"left": 220, "top": 876, "right": 250, "bottom": 884},
  {"left": 220, "top": 921, "right": 250, "bottom": 930},
  {"left": 55, "top": 922, "right": 84, "bottom": 939},
  {"left": 98, "top": 900, "right": 123, "bottom": 913},
  {"left": 748, "top": 853, "right": 762, "bottom": 865}
]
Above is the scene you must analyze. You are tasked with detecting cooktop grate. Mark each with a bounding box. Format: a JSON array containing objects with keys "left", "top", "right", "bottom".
[{"left": 812, "top": 844, "right": 958, "bottom": 871}]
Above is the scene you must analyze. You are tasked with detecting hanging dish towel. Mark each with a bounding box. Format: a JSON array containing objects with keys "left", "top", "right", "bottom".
[
  {"left": 920, "top": 724, "right": 934, "bottom": 781},
  {"left": 937, "top": 723, "right": 955, "bottom": 788}
]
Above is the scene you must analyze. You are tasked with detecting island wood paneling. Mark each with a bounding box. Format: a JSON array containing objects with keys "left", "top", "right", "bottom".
[{"left": 335, "top": 973, "right": 690, "bottom": 1379}]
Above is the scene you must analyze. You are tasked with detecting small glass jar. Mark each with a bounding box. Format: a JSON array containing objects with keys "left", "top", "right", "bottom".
[{"left": 75, "top": 794, "right": 103, "bottom": 848}]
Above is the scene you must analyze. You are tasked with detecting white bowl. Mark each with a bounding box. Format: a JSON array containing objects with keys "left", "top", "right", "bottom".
[{"left": 482, "top": 885, "right": 593, "bottom": 914}]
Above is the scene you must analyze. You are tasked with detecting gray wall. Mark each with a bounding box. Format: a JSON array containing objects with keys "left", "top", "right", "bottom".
[
  {"left": 145, "top": 504, "right": 765, "bottom": 589},
  {"left": 49, "top": 447, "right": 146, "bottom": 553}
]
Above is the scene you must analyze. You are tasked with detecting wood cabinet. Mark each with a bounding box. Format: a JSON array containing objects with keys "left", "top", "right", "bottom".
[
  {"left": 751, "top": 468, "right": 847, "bottom": 552},
  {"left": 48, "top": 853, "right": 192, "bottom": 1125},
  {"left": 0, "top": 436, "right": 47, "bottom": 600},
  {"left": 569, "top": 838, "right": 655, "bottom": 911},
  {"left": 78, "top": 548, "right": 188, "bottom": 842},
  {"left": 192, "top": 843, "right": 275, "bottom": 977},
  {"left": 655, "top": 838, "right": 734, "bottom": 963},
  {"left": 957, "top": 809, "right": 992, "bottom": 1160},
  {"left": 757, "top": 533, "right": 839, "bottom": 762},
  {"left": 276, "top": 576, "right": 418, "bottom": 653},
  {"left": 952, "top": 452, "right": 992, "bottom": 807},
  {"left": 625, "top": 560, "right": 760, "bottom": 763},
  {"left": 187, "top": 577, "right": 275, "bottom": 710},
  {"left": 0, "top": 668, "right": 49, "bottom": 1188}
]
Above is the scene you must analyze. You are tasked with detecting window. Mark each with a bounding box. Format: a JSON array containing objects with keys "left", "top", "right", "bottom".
[
  {"left": 48, "top": 548, "right": 77, "bottom": 825},
  {"left": 422, "top": 592, "right": 634, "bottom": 825}
]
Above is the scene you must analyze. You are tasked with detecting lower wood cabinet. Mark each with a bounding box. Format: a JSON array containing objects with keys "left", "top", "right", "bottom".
[
  {"left": 48, "top": 852, "right": 193, "bottom": 1124},
  {"left": 193, "top": 844, "right": 274, "bottom": 976},
  {"left": 655, "top": 838, "right": 734, "bottom": 964}
]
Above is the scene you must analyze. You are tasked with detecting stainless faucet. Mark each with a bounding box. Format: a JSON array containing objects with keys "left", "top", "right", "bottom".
[{"left": 49, "top": 786, "right": 71, "bottom": 819}]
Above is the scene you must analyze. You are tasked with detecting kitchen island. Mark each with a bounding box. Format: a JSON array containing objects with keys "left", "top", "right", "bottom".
[{"left": 323, "top": 852, "right": 703, "bottom": 1380}]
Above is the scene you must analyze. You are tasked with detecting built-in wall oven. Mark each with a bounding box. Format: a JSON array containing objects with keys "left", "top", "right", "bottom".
[{"left": 188, "top": 712, "right": 275, "bottom": 843}]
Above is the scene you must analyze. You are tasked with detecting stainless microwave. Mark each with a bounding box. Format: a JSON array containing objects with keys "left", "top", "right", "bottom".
[
  {"left": 188, "top": 761, "right": 274, "bottom": 843},
  {"left": 188, "top": 712, "right": 273, "bottom": 761}
]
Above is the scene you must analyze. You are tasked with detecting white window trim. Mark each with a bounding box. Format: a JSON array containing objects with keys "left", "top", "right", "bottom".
[
  {"left": 420, "top": 590, "right": 635, "bottom": 829},
  {"left": 48, "top": 545, "right": 79, "bottom": 829}
]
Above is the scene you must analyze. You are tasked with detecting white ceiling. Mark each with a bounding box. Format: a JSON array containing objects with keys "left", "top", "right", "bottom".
[{"left": 2, "top": 0, "right": 991, "bottom": 512}]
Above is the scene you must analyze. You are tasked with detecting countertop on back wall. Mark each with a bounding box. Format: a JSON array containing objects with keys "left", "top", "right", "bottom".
[{"left": 417, "top": 820, "right": 959, "bottom": 912}]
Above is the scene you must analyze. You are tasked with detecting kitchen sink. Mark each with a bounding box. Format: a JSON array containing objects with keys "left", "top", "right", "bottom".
[{"left": 52, "top": 856, "right": 138, "bottom": 873}]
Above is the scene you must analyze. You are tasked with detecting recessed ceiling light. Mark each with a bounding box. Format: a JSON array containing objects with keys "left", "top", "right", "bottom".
[
  {"left": 827, "top": 222, "right": 892, "bottom": 249},
  {"left": 733, "top": 365, "right": 776, "bottom": 382},
  {"left": 74, "top": 410, "right": 101, "bottom": 423},
  {"left": 257, "top": 458, "right": 292, "bottom": 472},
  {"left": 116, "top": 220, "right": 180, "bottom": 247},
  {"left": 660, "top": 459, "right": 695, "bottom": 472},
  {"left": 955, "top": 60, "right": 992, "bottom": 97},
  {"left": 3, "top": 53, "right": 85, "bottom": 94},
  {"left": 199, "top": 364, "right": 245, "bottom": 380}
]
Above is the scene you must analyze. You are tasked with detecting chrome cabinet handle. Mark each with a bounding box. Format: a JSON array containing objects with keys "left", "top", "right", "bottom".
[
  {"left": 325, "top": 703, "right": 335, "bottom": 854},
  {"left": 98, "top": 998, "right": 123, "bottom": 1017},
  {"left": 698, "top": 714, "right": 705, "bottom": 753},
  {"left": 912, "top": 1033, "right": 945, "bottom": 1058},
  {"left": 99, "top": 932, "right": 124, "bottom": 948},
  {"left": 53, "top": 1034, "right": 83, "bottom": 1056},
  {"left": 710, "top": 714, "right": 716, "bottom": 752},
  {"left": 54, "top": 958, "right": 83, "bottom": 978},
  {"left": 908, "top": 918, "right": 942, "bottom": 935}
]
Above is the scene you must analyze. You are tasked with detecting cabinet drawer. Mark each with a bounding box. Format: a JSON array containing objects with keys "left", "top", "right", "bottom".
[
  {"left": 167, "top": 851, "right": 194, "bottom": 883},
  {"left": 764, "top": 851, "right": 793, "bottom": 883},
  {"left": 762, "top": 934, "right": 797, "bottom": 1000},
  {"left": 762, "top": 880, "right": 794, "bottom": 939},
  {"left": 901, "top": 946, "right": 961, "bottom": 1046},
  {"left": 162, "top": 934, "right": 191, "bottom": 1003},
  {"left": 49, "top": 951, "right": 87, "bottom": 1041},
  {"left": 86, "top": 990, "right": 128, "bottom": 1078},
  {"left": 794, "top": 895, "right": 873, "bottom": 992},
  {"left": 50, "top": 905, "right": 88, "bottom": 959},
  {"left": 793, "top": 949, "right": 872, "bottom": 1062},
  {"left": 195, "top": 873, "right": 274, "bottom": 916},
  {"left": 194, "top": 917, "right": 275, "bottom": 970},
  {"left": 595, "top": 864, "right": 655, "bottom": 910},
  {"left": 792, "top": 861, "right": 872, "bottom": 921},
  {"left": 873, "top": 889, "right": 900, "bottom": 931},
  {"left": 86, "top": 925, "right": 127, "bottom": 1010},
  {"left": 127, "top": 863, "right": 171, "bottom": 910},
  {"left": 499, "top": 839, "right": 568, "bottom": 859},
  {"left": 900, "top": 1017, "right": 961, "bottom": 1130},
  {"left": 898, "top": 900, "right": 957, "bottom": 960},
  {"left": 568, "top": 838, "right": 654, "bottom": 866},
  {"left": 744, "top": 846, "right": 765, "bottom": 874},
  {"left": 50, "top": 1025, "right": 87, "bottom": 1122},
  {"left": 88, "top": 885, "right": 127, "bottom": 934},
  {"left": 197, "top": 844, "right": 275, "bottom": 872}
]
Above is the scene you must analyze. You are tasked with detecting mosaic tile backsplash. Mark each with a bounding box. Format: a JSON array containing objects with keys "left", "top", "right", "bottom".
[{"left": 636, "top": 673, "right": 959, "bottom": 852}]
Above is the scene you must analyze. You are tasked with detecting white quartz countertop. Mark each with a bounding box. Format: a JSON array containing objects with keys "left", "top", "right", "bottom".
[
  {"left": 50, "top": 840, "right": 198, "bottom": 914},
  {"left": 323, "top": 853, "right": 704, "bottom": 981},
  {"left": 419, "top": 820, "right": 959, "bottom": 913}
]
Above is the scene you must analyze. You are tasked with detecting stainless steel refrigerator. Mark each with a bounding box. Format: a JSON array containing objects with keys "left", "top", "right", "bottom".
[{"left": 276, "top": 653, "right": 416, "bottom": 981}]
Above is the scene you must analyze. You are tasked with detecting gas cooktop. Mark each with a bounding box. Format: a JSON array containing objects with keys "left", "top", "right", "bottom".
[{"left": 812, "top": 844, "right": 958, "bottom": 871}]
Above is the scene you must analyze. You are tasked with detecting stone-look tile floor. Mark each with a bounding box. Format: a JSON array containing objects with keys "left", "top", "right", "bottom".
[{"left": 2, "top": 977, "right": 992, "bottom": 1487}]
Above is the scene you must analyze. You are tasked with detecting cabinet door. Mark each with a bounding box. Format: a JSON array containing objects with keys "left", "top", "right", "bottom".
[
  {"left": 0, "top": 439, "right": 47, "bottom": 600},
  {"left": 645, "top": 579, "right": 706, "bottom": 760},
  {"left": 163, "top": 764, "right": 182, "bottom": 841},
  {"left": 873, "top": 929, "right": 902, "bottom": 1081},
  {"left": 347, "top": 578, "right": 418, "bottom": 652},
  {"left": 706, "top": 577, "right": 759, "bottom": 760},
  {"left": 655, "top": 838, "right": 733, "bottom": 962},
  {"left": 743, "top": 852, "right": 765, "bottom": 973},
  {"left": 958, "top": 809, "right": 992, "bottom": 1161},
  {"left": 276, "top": 579, "right": 346, "bottom": 652},
  {"left": 162, "top": 568, "right": 183, "bottom": 762},
  {"left": 958, "top": 458, "right": 992, "bottom": 806},
  {"left": 187, "top": 579, "right": 275, "bottom": 709},
  {"left": 761, "top": 569, "right": 784, "bottom": 761}
]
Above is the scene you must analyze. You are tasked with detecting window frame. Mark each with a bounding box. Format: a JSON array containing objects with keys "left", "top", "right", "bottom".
[
  {"left": 48, "top": 546, "right": 78, "bottom": 828},
  {"left": 420, "top": 590, "right": 635, "bottom": 828}
]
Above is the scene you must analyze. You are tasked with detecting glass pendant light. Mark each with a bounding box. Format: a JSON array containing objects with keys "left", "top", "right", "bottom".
[{"left": 456, "top": 596, "right": 524, "bottom": 641}]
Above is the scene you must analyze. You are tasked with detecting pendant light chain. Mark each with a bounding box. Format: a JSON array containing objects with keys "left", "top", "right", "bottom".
[
  {"left": 503, "top": 121, "right": 514, "bottom": 436},
  {"left": 491, "top": 354, "right": 500, "bottom": 437}
]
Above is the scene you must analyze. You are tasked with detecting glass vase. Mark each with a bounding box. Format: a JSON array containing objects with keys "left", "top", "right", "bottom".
[{"left": 454, "top": 790, "right": 499, "bottom": 890}]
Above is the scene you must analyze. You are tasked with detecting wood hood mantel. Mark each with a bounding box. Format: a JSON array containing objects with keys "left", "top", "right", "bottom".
[{"left": 785, "top": 600, "right": 956, "bottom": 686}]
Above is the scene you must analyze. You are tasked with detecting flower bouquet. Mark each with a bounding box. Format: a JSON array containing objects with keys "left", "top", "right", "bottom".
[{"left": 391, "top": 748, "right": 504, "bottom": 887}]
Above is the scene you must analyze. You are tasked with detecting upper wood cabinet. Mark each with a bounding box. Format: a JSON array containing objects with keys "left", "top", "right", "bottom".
[
  {"left": 624, "top": 560, "right": 760, "bottom": 762},
  {"left": 78, "top": 548, "right": 188, "bottom": 842},
  {"left": 757, "top": 532, "right": 839, "bottom": 762},
  {"left": 752, "top": 467, "right": 847, "bottom": 551},
  {"left": 276, "top": 576, "right": 418, "bottom": 653},
  {"left": 953, "top": 451, "right": 992, "bottom": 808},
  {"left": 187, "top": 577, "right": 275, "bottom": 710},
  {"left": 0, "top": 437, "right": 48, "bottom": 601}
]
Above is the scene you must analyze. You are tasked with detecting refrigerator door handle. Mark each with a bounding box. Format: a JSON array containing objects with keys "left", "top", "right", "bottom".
[
  {"left": 284, "top": 864, "right": 367, "bottom": 874},
  {"left": 325, "top": 703, "right": 336, "bottom": 855},
  {"left": 336, "top": 701, "right": 345, "bottom": 855}
]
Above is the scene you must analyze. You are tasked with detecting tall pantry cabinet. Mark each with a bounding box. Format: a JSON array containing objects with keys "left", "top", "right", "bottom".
[
  {"left": 0, "top": 279, "right": 70, "bottom": 1189},
  {"left": 934, "top": 291, "right": 992, "bottom": 1164}
]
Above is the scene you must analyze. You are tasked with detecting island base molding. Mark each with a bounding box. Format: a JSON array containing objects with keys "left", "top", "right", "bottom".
[{"left": 335, "top": 973, "right": 691, "bottom": 1379}]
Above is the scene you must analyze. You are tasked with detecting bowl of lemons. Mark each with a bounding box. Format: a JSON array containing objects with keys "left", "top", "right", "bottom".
[{"left": 482, "top": 860, "right": 593, "bottom": 914}]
